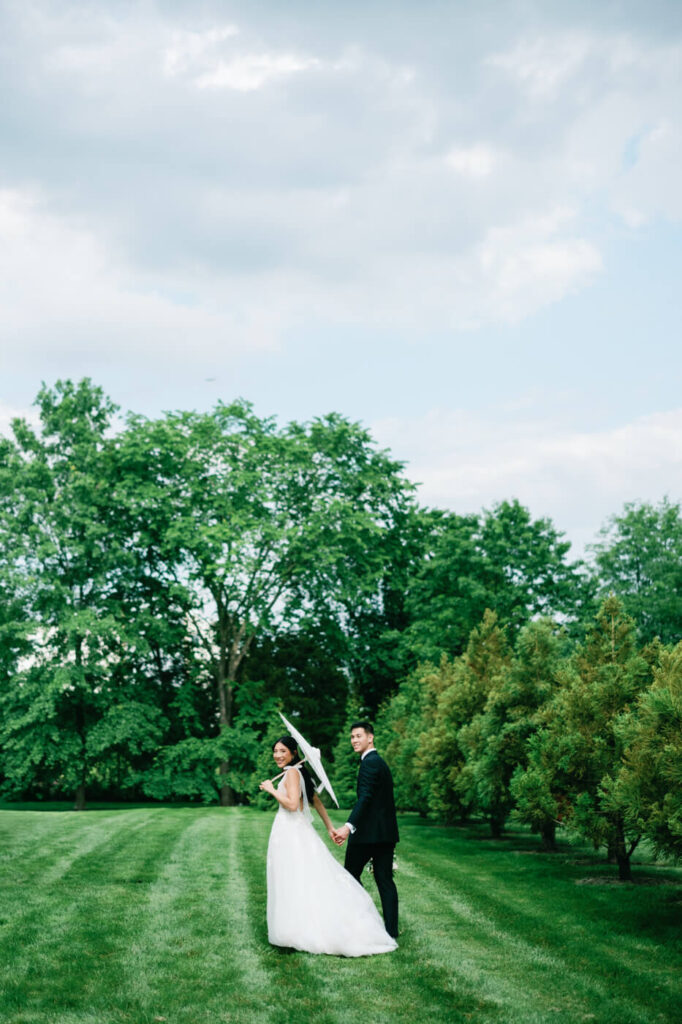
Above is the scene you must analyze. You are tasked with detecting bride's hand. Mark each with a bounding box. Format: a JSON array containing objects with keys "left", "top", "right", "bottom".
[{"left": 259, "top": 779, "right": 276, "bottom": 795}]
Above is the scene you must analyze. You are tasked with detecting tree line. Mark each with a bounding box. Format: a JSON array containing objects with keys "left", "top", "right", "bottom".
[{"left": 0, "top": 379, "right": 680, "bottom": 868}]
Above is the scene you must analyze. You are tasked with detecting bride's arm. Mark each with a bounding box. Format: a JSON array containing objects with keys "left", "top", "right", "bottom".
[
  {"left": 312, "top": 793, "right": 336, "bottom": 838},
  {"left": 259, "top": 768, "right": 301, "bottom": 811}
]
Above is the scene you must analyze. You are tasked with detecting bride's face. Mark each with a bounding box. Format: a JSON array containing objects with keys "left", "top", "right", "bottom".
[{"left": 273, "top": 742, "right": 294, "bottom": 768}]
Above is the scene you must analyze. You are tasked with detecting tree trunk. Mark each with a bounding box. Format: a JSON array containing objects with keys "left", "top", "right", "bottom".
[
  {"left": 215, "top": 606, "right": 255, "bottom": 808},
  {"left": 540, "top": 819, "right": 557, "bottom": 852},
  {"left": 218, "top": 680, "right": 237, "bottom": 806},
  {"left": 489, "top": 811, "right": 505, "bottom": 838},
  {"left": 74, "top": 783, "right": 86, "bottom": 811},
  {"left": 614, "top": 820, "right": 633, "bottom": 882},
  {"left": 219, "top": 773, "right": 236, "bottom": 806},
  {"left": 216, "top": 612, "right": 237, "bottom": 807}
]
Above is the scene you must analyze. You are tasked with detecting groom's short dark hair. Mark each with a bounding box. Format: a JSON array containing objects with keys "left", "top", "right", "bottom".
[{"left": 350, "top": 720, "right": 373, "bottom": 735}]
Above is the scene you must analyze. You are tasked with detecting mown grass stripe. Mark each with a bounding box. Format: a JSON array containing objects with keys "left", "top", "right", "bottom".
[
  {"left": 405, "top": 829, "right": 682, "bottom": 979},
  {"left": 398, "top": 849, "right": 612, "bottom": 1024},
  {"left": 0, "top": 808, "right": 185, "bottom": 1023},
  {"left": 1, "top": 808, "right": 680, "bottom": 1024},
  {"left": 116, "top": 809, "right": 245, "bottom": 1024},
  {"left": 397, "top": 827, "right": 681, "bottom": 1024},
  {"left": 235, "top": 808, "right": 495, "bottom": 1024}
]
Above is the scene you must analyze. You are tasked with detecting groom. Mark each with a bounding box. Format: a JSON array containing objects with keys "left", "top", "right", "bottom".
[{"left": 333, "top": 721, "right": 399, "bottom": 939}]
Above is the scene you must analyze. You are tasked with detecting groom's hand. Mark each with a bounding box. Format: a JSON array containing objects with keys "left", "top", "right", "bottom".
[{"left": 334, "top": 824, "right": 350, "bottom": 845}]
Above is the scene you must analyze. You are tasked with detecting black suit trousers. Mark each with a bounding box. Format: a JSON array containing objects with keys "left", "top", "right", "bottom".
[{"left": 344, "top": 842, "right": 398, "bottom": 939}]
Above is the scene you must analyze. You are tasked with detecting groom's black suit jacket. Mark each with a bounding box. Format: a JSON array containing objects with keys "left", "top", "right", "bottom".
[{"left": 347, "top": 750, "right": 399, "bottom": 845}]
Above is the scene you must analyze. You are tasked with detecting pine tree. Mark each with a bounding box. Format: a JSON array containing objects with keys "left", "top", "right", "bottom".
[
  {"left": 614, "top": 644, "right": 682, "bottom": 860},
  {"left": 460, "top": 618, "right": 565, "bottom": 841},
  {"left": 416, "top": 610, "right": 511, "bottom": 823},
  {"left": 513, "top": 597, "right": 656, "bottom": 878}
]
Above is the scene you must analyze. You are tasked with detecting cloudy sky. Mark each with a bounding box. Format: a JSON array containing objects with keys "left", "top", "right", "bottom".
[{"left": 1, "top": 0, "right": 681, "bottom": 554}]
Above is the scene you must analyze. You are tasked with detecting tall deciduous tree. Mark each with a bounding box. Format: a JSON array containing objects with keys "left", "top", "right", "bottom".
[
  {"left": 591, "top": 498, "right": 682, "bottom": 645},
  {"left": 116, "top": 401, "right": 413, "bottom": 804},
  {"left": 402, "top": 500, "right": 588, "bottom": 666},
  {"left": 0, "top": 380, "right": 166, "bottom": 808}
]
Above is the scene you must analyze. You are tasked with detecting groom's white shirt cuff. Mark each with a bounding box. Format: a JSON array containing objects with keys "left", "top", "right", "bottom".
[{"left": 345, "top": 748, "right": 377, "bottom": 833}]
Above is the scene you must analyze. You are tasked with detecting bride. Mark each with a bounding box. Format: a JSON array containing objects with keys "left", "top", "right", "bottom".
[{"left": 259, "top": 735, "right": 397, "bottom": 957}]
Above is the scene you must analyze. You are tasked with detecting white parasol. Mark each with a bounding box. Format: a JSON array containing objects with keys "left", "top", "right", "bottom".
[{"left": 271, "top": 711, "right": 339, "bottom": 808}]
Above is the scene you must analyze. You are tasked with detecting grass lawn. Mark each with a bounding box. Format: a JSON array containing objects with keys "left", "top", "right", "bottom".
[{"left": 0, "top": 804, "right": 680, "bottom": 1024}]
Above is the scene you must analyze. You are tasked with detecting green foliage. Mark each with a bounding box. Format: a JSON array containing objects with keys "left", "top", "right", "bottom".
[
  {"left": 374, "top": 668, "right": 432, "bottom": 812},
  {"left": 243, "top": 624, "right": 348, "bottom": 757},
  {"left": 114, "top": 399, "right": 414, "bottom": 803},
  {"left": 403, "top": 500, "right": 588, "bottom": 666},
  {"left": 3, "top": 377, "right": 682, "bottom": 848},
  {"left": 415, "top": 610, "right": 511, "bottom": 822},
  {"left": 458, "top": 617, "right": 564, "bottom": 837},
  {"left": 0, "top": 380, "right": 164, "bottom": 805},
  {"left": 513, "top": 597, "right": 656, "bottom": 877},
  {"left": 591, "top": 498, "right": 682, "bottom": 644},
  {"left": 614, "top": 644, "right": 682, "bottom": 860},
  {"left": 345, "top": 505, "right": 438, "bottom": 714}
]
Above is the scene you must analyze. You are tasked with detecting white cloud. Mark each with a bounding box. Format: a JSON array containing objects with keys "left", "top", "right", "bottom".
[
  {"left": 195, "top": 52, "right": 321, "bottom": 91},
  {"left": 162, "top": 25, "right": 239, "bottom": 77},
  {"left": 1, "top": 2, "right": 681, "bottom": 423},
  {"left": 476, "top": 208, "right": 603, "bottom": 322},
  {"left": 0, "top": 187, "right": 281, "bottom": 369},
  {"left": 0, "top": 401, "right": 37, "bottom": 439},
  {"left": 487, "top": 32, "right": 595, "bottom": 100},
  {"left": 162, "top": 22, "right": 322, "bottom": 92},
  {"left": 445, "top": 144, "right": 497, "bottom": 178},
  {"left": 372, "top": 407, "right": 682, "bottom": 556}
]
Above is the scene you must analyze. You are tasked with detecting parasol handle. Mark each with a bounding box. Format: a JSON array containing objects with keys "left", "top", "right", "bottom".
[{"left": 269, "top": 758, "right": 307, "bottom": 783}]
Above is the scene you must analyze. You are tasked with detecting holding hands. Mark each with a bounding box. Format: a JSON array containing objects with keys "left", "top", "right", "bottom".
[{"left": 331, "top": 824, "right": 350, "bottom": 846}]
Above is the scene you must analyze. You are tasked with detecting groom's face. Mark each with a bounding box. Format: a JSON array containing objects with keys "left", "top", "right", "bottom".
[{"left": 350, "top": 727, "right": 374, "bottom": 755}]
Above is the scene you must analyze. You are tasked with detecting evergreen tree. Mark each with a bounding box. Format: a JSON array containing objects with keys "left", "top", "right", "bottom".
[
  {"left": 614, "top": 644, "right": 682, "bottom": 860},
  {"left": 512, "top": 597, "right": 656, "bottom": 878},
  {"left": 415, "top": 610, "right": 511, "bottom": 823},
  {"left": 458, "top": 618, "right": 565, "bottom": 840}
]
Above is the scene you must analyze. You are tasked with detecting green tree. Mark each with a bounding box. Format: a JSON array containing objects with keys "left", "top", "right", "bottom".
[
  {"left": 513, "top": 597, "right": 655, "bottom": 878},
  {"left": 455, "top": 617, "right": 566, "bottom": 843},
  {"left": 415, "top": 610, "right": 511, "bottom": 823},
  {"left": 346, "top": 505, "right": 439, "bottom": 714},
  {"left": 402, "top": 512, "right": 486, "bottom": 663},
  {"left": 614, "top": 644, "right": 682, "bottom": 860},
  {"left": 591, "top": 498, "right": 682, "bottom": 645},
  {"left": 243, "top": 623, "right": 348, "bottom": 757},
  {"left": 402, "top": 500, "right": 588, "bottom": 666},
  {"left": 116, "top": 402, "right": 413, "bottom": 804},
  {"left": 375, "top": 669, "right": 431, "bottom": 812},
  {"left": 478, "top": 500, "right": 590, "bottom": 635},
  {"left": 0, "top": 380, "right": 165, "bottom": 808}
]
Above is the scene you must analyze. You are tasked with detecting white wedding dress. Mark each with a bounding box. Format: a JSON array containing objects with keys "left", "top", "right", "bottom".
[{"left": 266, "top": 767, "right": 398, "bottom": 956}]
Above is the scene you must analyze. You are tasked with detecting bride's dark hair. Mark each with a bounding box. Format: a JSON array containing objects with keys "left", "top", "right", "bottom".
[{"left": 273, "top": 735, "right": 316, "bottom": 803}]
